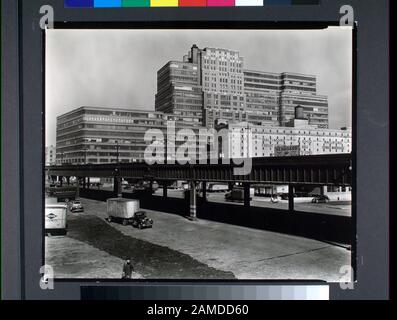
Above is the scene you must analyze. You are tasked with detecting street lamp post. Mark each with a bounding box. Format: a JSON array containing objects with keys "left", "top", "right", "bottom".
[
  {"left": 116, "top": 141, "right": 119, "bottom": 163},
  {"left": 83, "top": 145, "right": 88, "bottom": 165}
]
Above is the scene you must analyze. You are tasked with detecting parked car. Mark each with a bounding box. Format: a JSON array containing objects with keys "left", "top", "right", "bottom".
[
  {"left": 131, "top": 211, "right": 153, "bottom": 229},
  {"left": 280, "top": 192, "right": 311, "bottom": 200},
  {"left": 69, "top": 200, "right": 84, "bottom": 212},
  {"left": 311, "top": 195, "right": 330, "bottom": 203}
]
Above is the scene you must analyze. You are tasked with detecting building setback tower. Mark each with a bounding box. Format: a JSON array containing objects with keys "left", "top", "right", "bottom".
[
  {"left": 155, "top": 60, "right": 203, "bottom": 125},
  {"left": 155, "top": 45, "right": 330, "bottom": 129},
  {"left": 199, "top": 46, "right": 247, "bottom": 127},
  {"left": 243, "top": 70, "right": 281, "bottom": 126},
  {"left": 279, "top": 73, "right": 329, "bottom": 128}
]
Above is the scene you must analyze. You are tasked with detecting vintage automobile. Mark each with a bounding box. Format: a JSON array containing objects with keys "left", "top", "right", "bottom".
[
  {"left": 131, "top": 211, "right": 154, "bottom": 229},
  {"left": 311, "top": 195, "right": 330, "bottom": 203},
  {"left": 225, "top": 188, "right": 252, "bottom": 203},
  {"left": 69, "top": 200, "right": 84, "bottom": 212}
]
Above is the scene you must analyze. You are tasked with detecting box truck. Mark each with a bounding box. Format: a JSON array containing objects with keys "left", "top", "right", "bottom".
[
  {"left": 45, "top": 204, "right": 68, "bottom": 236},
  {"left": 106, "top": 198, "right": 140, "bottom": 226}
]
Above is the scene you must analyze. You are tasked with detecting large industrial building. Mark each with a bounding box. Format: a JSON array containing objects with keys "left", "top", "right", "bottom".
[
  {"left": 55, "top": 105, "right": 351, "bottom": 165},
  {"left": 55, "top": 106, "right": 209, "bottom": 165},
  {"left": 54, "top": 46, "right": 350, "bottom": 165},
  {"left": 244, "top": 70, "right": 329, "bottom": 128},
  {"left": 225, "top": 106, "right": 351, "bottom": 159},
  {"left": 155, "top": 45, "right": 330, "bottom": 129}
]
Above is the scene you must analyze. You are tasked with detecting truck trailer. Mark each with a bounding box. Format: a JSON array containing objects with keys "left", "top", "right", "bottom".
[
  {"left": 106, "top": 198, "right": 140, "bottom": 226},
  {"left": 45, "top": 204, "right": 68, "bottom": 236}
]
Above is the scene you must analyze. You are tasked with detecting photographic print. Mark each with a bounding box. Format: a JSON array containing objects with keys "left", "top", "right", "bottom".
[{"left": 44, "top": 26, "right": 353, "bottom": 281}]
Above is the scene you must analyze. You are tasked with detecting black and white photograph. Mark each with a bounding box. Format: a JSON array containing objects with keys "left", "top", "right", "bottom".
[{"left": 44, "top": 26, "right": 353, "bottom": 282}]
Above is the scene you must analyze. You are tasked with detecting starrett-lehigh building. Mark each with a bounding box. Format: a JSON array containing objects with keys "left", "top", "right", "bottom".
[
  {"left": 155, "top": 45, "right": 329, "bottom": 129},
  {"left": 55, "top": 45, "right": 349, "bottom": 165}
]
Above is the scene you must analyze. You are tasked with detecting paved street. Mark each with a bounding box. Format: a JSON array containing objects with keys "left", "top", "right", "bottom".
[
  {"left": 68, "top": 185, "right": 351, "bottom": 217},
  {"left": 46, "top": 197, "right": 351, "bottom": 281},
  {"left": 152, "top": 189, "right": 352, "bottom": 217}
]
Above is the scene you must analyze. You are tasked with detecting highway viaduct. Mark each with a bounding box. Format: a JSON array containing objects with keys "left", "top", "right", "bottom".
[{"left": 46, "top": 154, "right": 352, "bottom": 220}]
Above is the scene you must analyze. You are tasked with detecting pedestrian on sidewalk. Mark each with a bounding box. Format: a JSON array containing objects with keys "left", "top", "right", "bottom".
[{"left": 122, "top": 259, "right": 134, "bottom": 279}]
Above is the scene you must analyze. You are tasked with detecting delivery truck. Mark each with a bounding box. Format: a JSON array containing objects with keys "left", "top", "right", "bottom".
[
  {"left": 106, "top": 198, "right": 140, "bottom": 226},
  {"left": 45, "top": 204, "right": 68, "bottom": 236},
  {"left": 46, "top": 186, "right": 77, "bottom": 202}
]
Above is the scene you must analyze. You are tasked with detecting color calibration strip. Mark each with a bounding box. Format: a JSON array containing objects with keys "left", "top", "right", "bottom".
[
  {"left": 65, "top": 0, "right": 320, "bottom": 8},
  {"left": 81, "top": 285, "right": 329, "bottom": 300}
]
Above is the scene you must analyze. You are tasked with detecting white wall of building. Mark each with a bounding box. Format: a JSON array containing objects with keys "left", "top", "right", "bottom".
[{"left": 227, "top": 121, "right": 352, "bottom": 158}]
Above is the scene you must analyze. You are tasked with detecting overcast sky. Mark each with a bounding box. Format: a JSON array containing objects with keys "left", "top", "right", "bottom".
[{"left": 46, "top": 27, "right": 352, "bottom": 146}]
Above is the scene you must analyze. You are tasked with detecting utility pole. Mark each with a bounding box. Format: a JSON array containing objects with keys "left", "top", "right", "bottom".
[{"left": 116, "top": 141, "right": 119, "bottom": 163}]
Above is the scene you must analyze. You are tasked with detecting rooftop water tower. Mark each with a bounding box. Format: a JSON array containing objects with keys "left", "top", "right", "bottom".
[{"left": 295, "top": 105, "right": 306, "bottom": 120}]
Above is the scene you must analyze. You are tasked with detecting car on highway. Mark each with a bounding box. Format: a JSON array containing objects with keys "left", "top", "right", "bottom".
[
  {"left": 131, "top": 211, "right": 154, "bottom": 229},
  {"left": 311, "top": 195, "right": 330, "bottom": 203},
  {"left": 69, "top": 200, "right": 84, "bottom": 212},
  {"left": 207, "top": 183, "right": 229, "bottom": 193},
  {"left": 123, "top": 183, "right": 132, "bottom": 190},
  {"left": 225, "top": 188, "right": 252, "bottom": 202},
  {"left": 133, "top": 181, "right": 159, "bottom": 193},
  {"left": 280, "top": 192, "right": 313, "bottom": 200}
]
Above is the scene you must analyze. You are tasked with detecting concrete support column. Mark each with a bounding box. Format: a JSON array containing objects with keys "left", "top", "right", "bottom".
[
  {"left": 66, "top": 177, "right": 70, "bottom": 186},
  {"left": 149, "top": 180, "right": 153, "bottom": 194},
  {"left": 288, "top": 184, "right": 295, "bottom": 212},
  {"left": 82, "top": 177, "right": 86, "bottom": 189},
  {"left": 320, "top": 185, "right": 325, "bottom": 196},
  {"left": 59, "top": 176, "right": 63, "bottom": 187},
  {"left": 228, "top": 182, "right": 234, "bottom": 191},
  {"left": 243, "top": 183, "right": 251, "bottom": 208},
  {"left": 114, "top": 177, "right": 122, "bottom": 198},
  {"left": 87, "top": 177, "right": 90, "bottom": 190},
  {"left": 189, "top": 180, "right": 197, "bottom": 220},
  {"left": 163, "top": 182, "right": 168, "bottom": 198},
  {"left": 202, "top": 181, "right": 207, "bottom": 201}
]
